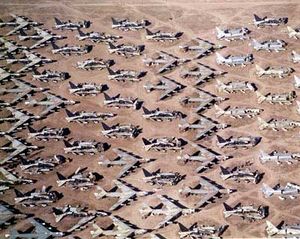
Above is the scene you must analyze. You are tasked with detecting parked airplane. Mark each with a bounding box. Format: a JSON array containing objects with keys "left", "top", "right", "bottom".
[
  {"left": 51, "top": 42, "right": 92, "bottom": 55},
  {"left": 54, "top": 17, "right": 91, "bottom": 30},
  {"left": 76, "top": 58, "right": 114, "bottom": 70},
  {"left": 143, "top": 137, "right": 186, "bottom": 152},
  {"left": 142, "top": 107, "right": 184, "bottom": 121},
  {"left": 253, "top": 14, "right": 288, "bottom": 28},
  {"left": 101, "top": 123, "right": 141, "bottom": 138},
  {"left": 111, "top": 17, "right": 150, "bottom": 31},
  {"left": 223, "top": 203, "right": 268, "bottom": 221},
  {"left": 32, "top": 69, "right": 69, "bottom": 82},
  {"left": 69, "top": 82, "right": 107, "bottom": 96},
  {"left": 216, "top": 53, "right": 253, "bottom": 67},
  {"left": 107, "top": 42, "right": 144, "bottom": 57},
  {"left": 292, "top": 51, "right": 300, "bottom": 63},
  {"left": 76, "top": 29, "right": 122, "bottom": 43},
  {"left": 28, "top": 126, "right": 70, "bottom": 141},
  {"left": 216, "top": 135, "right": 261, "bottom": 148},
  {"left": 262, "top": 182, "right": 300, "bottom": 200},
  {"left": 220, "top": 166, "right": 263, "bottom": 184},
  {"left": 258, "top": 117, "right": 300, "bottom": 131},
  {"left": 66, "top": 109, "right": 116, "bottom": 124},
  {"left": 215, "top": 26, "right": 250, "bottom": 41},
  {"left": 287, "top": 26, "right": 300, "bottom": 39},
  {"left": 265, "top": 220, "right": 300, "bottom": 237},
  {"left": 251, "top": 39, "right": 286, "bottom": 52},
  {"left": 63, "top": 140, "right": 109, "bottom": 155},
  {"left": 0, "top": 200, "right": 28, "bottom": 229},
  {"left": 0, "top": 38, "right": 26, "bottom": 59},
  {"left": 0, "top": 67, "right": 22, "bottom": 83},
  {"left": 259, "top": 150, "right": 300, "bottom": 165},
  {"left": 107, "top": 67, "right": 146, "bottom": 82},
  {"left": 103, "top": 93, "right": 142, "bottom": 109},
  {"left": 216, "top": 79, "right": 256, "bottom": 93},
  {"left": 215, "top": 105, "right": 263, "bottom": 119},
  {"left": 256, "top": 91, "right": 296, "bottom": 105},
  {"left": 256, "top": 64, "right": 294, "bottom": 78},
  {"left": 143, "top": 169, "right": 184, "bottom": 186},
  {"left": 145, "top": 29, "right": 183, "bottom": 41}
]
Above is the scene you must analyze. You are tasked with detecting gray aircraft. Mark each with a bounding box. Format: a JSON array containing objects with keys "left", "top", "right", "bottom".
[
  {"left": 99, "top": 148, "right": 152, "bottom": 178},
  {"left": 145, "top": 29, "right": 183, "bottom": 41},
  {"left": 216, "top": 52, "right": 253, "bottom": 67},
  {"left": 216, "top": 135, "right": 261, "bottom": 149},
  {"left": 28, "top": 126, "right": 70, "bottom": 141},
  {"left": 66, "top": 109, "right": 116, "bottom": 124},
  {"left": 179, "top": 176, "right": 234, "bottom": 208},
  {"left": 256, "top": 91, "right": 296, "bottom": 105},
  {"left": 216, "top": 79, "right": 256, "bottom": 93},
  {"left": 111, "top": 17, "right": 150, "bottom": 31},
  {"left": 251, "top": 39, "right": 286, "bottom": 52},
  {"left": 0, "top": 38, "right": 27, "bottom": 59},
  {"left": 107, "top": 67, "right": 146, "bottom": 82},
  {"left": 103, "top": 93, "right": 142, "bottom": 109},
  {"left": 14, "top": 186, "right": 61, "bottom": 207},
  {"left": 253, "top": 14, "right": 288, "bottom": 28},
  {"left": 69, "top": 82, "right": 107, "bottom": 96},
  {"left": 32, "top": 69, "right": 69, "bottom": 82},
  {"left": 0, "top": 200, "right": 28, "bottom": 229},
  {"left": 51, "top": 42, "right": 92, "bottom": 55},
  {"left": 101, "top": 123, "right": 141, "bottom": 138},
  {"left": 259, "top": 150, "right": 300, "bottom": 165},
  {"left": 287, "top": 26, "right": 300, "bottom": 39},
  {"left": 220, "top": 165, "right": 263, "bottom": 184},
  {"left": 54, "top": 17, "right": 91, "bottom": 30},
  {"left": 266, "top": 220, "right": 300, "bottom": 237},
  {"left": 215, "top": 26, "right": 250, "bottom": 41},
  {"left": 223, "top": 203, "right": 268, "bottom": 221},
  {"left": 0, "top": 67, "right": 22, "bottom": 83},
  {"left": 142, "top": 168, "right": 184, "bottom": 186},
  {"left": 262, "top": 182, "right": 300, "bottom": 200},
  {"left": 76, "top": 58, "right": 114, "bottom": 71},
  {"left": 292, "top": 51, "right": 300, "bottom": 63},
  {"left": 76, "top": 29, "right": 121, "bottom": 43},
  {"left": 256, "top": 64, "right": 294, "bottom": 78},
  {"left": 63, "top": 140, "right": 108, "bottom": 155},
  {"left": 142, "top": 107, "right": 184, "bottom": 121},
  {"left": 94, "top": 179, "right": 153, "bottom": 211},
  {"left": 144, "top": 77, "right": 185, "bottom": 101},
  {"left": 143, "top": 137, "right": 186, "bottom": 152},
  {"left": 258, "top": 117, "right": 300, "bottom": 131},
  {"left": 215, "top": 105, "right": 263, "bottom": 119},
  {"left": 139, "top": 194, "right": 196, "bottom": 229},
  {"left": 107, "top": 42, "right": 144, "bottom": 57}
]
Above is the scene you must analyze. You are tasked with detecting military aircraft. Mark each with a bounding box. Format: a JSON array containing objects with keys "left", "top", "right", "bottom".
[
  {"left": 63, "top": 140, "right": 109, "bottom": 155},
  {"left": 220, "top": 165, "right": 263, "bottom": 184},
  {"left": 262, "top": 182, "right": 300, "bottom": 200},
  {"left": 32, "top": 69, "right": 70, "bottom": 82},
  {"left": 107, "top": 68, "right": 146, "bottom": 82},
  {"left": 6, "top": 217, "right": 65, "bottom": 238},
  {"left": 56, "top": 167, "right": 101, "bottom": 190},
  {"left": 251, "top": 39, "right": 286, "bottom": 52},
  {"left": 143, "top": 137, "right": 186, "bottom": 152},
  {"left": 54, "top": 17, "right": 91, "bottom": 30},
  {"left": 99, "top": 148, "right": 153, "bottom": 178},
  {"left": 103, "top": 93, "right": 142, "bottom": 109},
  {"left": 215, "top": 105, "right": 263, "bottom": 119},
  {"left": 179, "top": 176, "right": 234, "bottom": 208},
  {"left": 28, "top": 126, "right": 70, "bottom": 141},
  {"left": 142, "top": 107, "right": 184, "bottom": 121},
  {"left": 107, "top": 42, "right": 144, "bottom": 57},
  {"left": 91, "top": 215, "right": 149, "bottom": 238},
  {"left": 14, "top": 186, "right": 61, "bottom": 207},
  {"left": 139, "top": 194, "right": 196, "bottom": 229},
  {"left": 94, "top": 179, "right": 153, "bottom": 211},
  {"left": 256, "top": 91, "right": 296, "bottom": 105},
  {"left": 76, "top": 29, "right": 122, "bottom": 43},
  {"left": 0, "top": 135, "right": 40, "bottom": 165},
  {"left": 0, "top": 38, "right": 27, "bottom": 59},
  {"left": 259, "top": 150, "right": 300, "bottom": 165},
  {"left": 256, "top": 64, "right": 294, "bottom": 78},
  {"left": 287, "top": 26, "right": 300, "bottom": 39},
  {"left": 253, "top": 14, "right": 288, "bottom": 28},
  {"left": 180, "top": 89, "right": 226, "bottom": 113},
  {"left": 292, "top": 51, "right": 300, "bottom": 63},
  {"left": 142, "top": 168, "right": 184, "bottom": 186},
  {"left": 215, "top": 26, "right": 250, "bottom": 41},
  {"left": 101, "top": 123, "right": 141, "bottom": 138},
  {"left": 216, "top": 53, "right": 253, "bottom": 67},
  {"left": 216, "top": 135, "right": 261, "bottom": 149},
  {"left": 144, "top": 77, "right": 185, "bottom": 101},
  {"left": 20, "top": 155, "right": 68, "bottom": 174},
  {"left": 217, "top": 80, "right": 256, "bottom": 94},
  {"left": 258, "top": 117, "right": 300, "bottom": 131},
  {"left": 265, "top": 220, "right": 300, "bottom": 237},
  {"left": 0, "top": 200, "right": 28, "bottom": 229},
  {"left": 0, "top": 67, "right": 22, "bottom": 83},
  {"left": 76, "top": 58, "right": 114, "bottom": 70},
  {"left": 66, "top": 109, "right": 116, "bottom": 124},
  {"left": 111, "top": 17, "right": 150, "bottom": 31},
  {"left": 223, "top": 203, "right": 268, "bottom": 221},
  {"left": 69, "top": 82, "right": 107, "bottom": 96},
  {"left": 51, "top": 42, "right": 92, "bottom": 55},
  {"left": 145, "top": 29, "right": 183, "bottom": 41}
]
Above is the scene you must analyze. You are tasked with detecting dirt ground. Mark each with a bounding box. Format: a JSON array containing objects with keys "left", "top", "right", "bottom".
[{"left": 0, "top": 0, "right": 300, "bottom": 238}]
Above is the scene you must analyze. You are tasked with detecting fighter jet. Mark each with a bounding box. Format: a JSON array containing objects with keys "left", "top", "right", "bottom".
[
  {"left": 103, "top": 93, "right": 142, "bottom": 109},
  {"left": 258, "top": 117, "right": 300, "bottom": 131},
  {"left": 107, "top": 68, "right": 146, "bottom": 82},
  {"left": 251, "top": 39, "right": 286, "bottom": 52},
  {"left": 256, "top": 91, "right": 296, "bottom": 105},
  {"left": 256, "top": 64, "right": 294, "bottom": 78},
  {"left": 107, "top": 42, "right": 144, "bottom": 57},
  {"left": 14, "top": 186, "right": 61, "bottom": 207},
  {"left": 111, "top": 17, "right": 150, "bottom": 31},
  {"left": 28, "top": 126, "right": 70, "bottom": 141},
  {"left": 142, "top": 107, "right": 184, "bottom": 121},
  {"left": 287, "top": 26, "right": 300, "bottom": 39},
  {"left": 91, "top": 215, "right": 149, "bottom": 238},
  {"left": 145, "top": 29, "right": 183, "bottom": 42},
  {"left": 143, "top": 137, "right": 186, "bottom": 152},
  {"left": 215, "top": 26, "right": 250, "bottom": 41},
  {"left": 54, "top": 17, "right": 91, "bottom": 30},
  {"left": 291, "top": 51, "right": 300, "bottom": 63},
  {"left": 223, "top": 203, "right": 268, "bottom": 221},
  {"left": 0, "top": 200, "right": 28, "bottom": 229},
  {"left": 0, "top": 38, "right": 27, "bottom": 59},
  {"left": 144, "top": 77, "right": 185, "bottom": 101},
  {"left": 179, "top": 176, "right": 234, "bottom": 208},
  {"left": 216, "top": 79, "right": 256, "bottom": 93},
  {"left": 76, "top": 58, "right": 114, "bottom": 71},
  {"left": 259, "top": 150, "right": 300, "bottom": 165},
  {"left": 265, "top": 220, "right": 300, "bottom": 237},
  {"left": 32, "top": 69, "right": 70, "bottom": 82},
  {"left": 63, "top": 140, "right": 108, "bottom": 155},
  {"left": 220, "top": 165, "right": 263, "bottom": 184},
  {"left": 139, "top": 194, "right": 196, "bottom": 229},
  {"left": 76, "top": 29, "right": 122, "bottom": 43},
  {"left": 69, "top": 82, "right": 107, "bottom": 96},
  {"left": 216, "top": 135, "right": 261, "bottom": 149},
  {"left": 216, "top": 53, "right": 253, "bottom": 67},
  {"left": 215, "top": 105, "right": 263, "bottom": 119},
  {"left": 51, "top": 42, "right": 92, "bottom": 56},
  {"left": 142, "top": 169, "right": 184, "bottom": 186},
  {"left": 101, "top": 123, "right": 141, "bottom": 139},
  {"left": 253, "top": 14, "right": 288, "bottom": 28},
  {"left": 94, "top": 179, "right": 153, "bottom": 211},
  {"left": 0, "top": 67, "right": 22, "bottom": 83},
  {"left": 262, "top": 182, "right": 300, "bottom": 200},
  {"left": 65, "top": 109, "right": 116, "bottom": 124}
]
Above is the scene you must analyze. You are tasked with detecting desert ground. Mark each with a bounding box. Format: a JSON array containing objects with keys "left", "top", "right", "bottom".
[{"left": 0, "top": 0, "right": 300, "bottom": 238}]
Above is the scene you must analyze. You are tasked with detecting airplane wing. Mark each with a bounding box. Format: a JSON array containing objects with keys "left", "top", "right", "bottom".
[
  {"left": 199, "top": 177, "right": 219, "bottom": 191},
  {"left": 159, "top": 51, "right": 177, "bottom": 60},
  {"left": 109, "top": 182, "right": 135, "bottom": 210},
  {"left": 114, "top": 148, "right": 141, "bottom": 161},
  {"left": 156, "top": 211, "right": 181, "bottom": 229},
  {"left": 16, "top": 58, "right": 40, "bottom": 73},
  {"left": 30, "top": 35, "right": 52, "bottom": 49},
  {"left": 6, "top": 115, "right": 31, "bottom": 134},
  {"left": 157, "top": 60, "right": 176, "bottom": 74},
  {"left": 1, "top": 144, "right": 26, "bottom": 165},
  {"left": 116, "top": 161, "right": 138, "bottom": 178},
  {"left": 158, "top": 195, "right": 178, "bottom": 210},
  {"left": 0, "top": 167, "right": 18, "bottom": 181},
  {"left": 111, "top": 216, "right": 132, "bottom": 237},
  {"left": 159, "top": 77, "right": 180, "bottom": 100},
  {"left": 30, "top": 218, "right": 56, "bottom": 239},
  {"left": 6, "top": 22, "right": 29, "bottom": 36}
]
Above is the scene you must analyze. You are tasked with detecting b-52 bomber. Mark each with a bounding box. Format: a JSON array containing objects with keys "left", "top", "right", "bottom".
[
  {"left": 258, "top": 117, "right": 300, "bottom": 131},
  {"left": 0, "top": 38, "right": 27, "bottom": 59},
  {"left": 216, "top": 135, "right": 261, "bottom": 149},
  {"left": 107, "top": 68, "right": 146, "bottom": 82},
  {"left": 54, "top": 17, "right": 91, "bottom": 30},
  {"left": 51, "top": 42, "right": 92, "bottom": 56},
  {"left": 145, "top": 29, "right": 183, "bottom": 42},
  {"left": 0, "top": 67, "right": 22, "bottom": 83},
  {"left": 111, "top": 17, "right": 150, "bottom": 31},
  {"left": 143, "top": 169, "right": 184, "bottom": 186},
  {"left": 215, "top": 26, "right": 250, "bottom": 41},
  {"left": 223, "top": 203, "right": 268, "bottom": 221},
  {"left": 69, "top": 82, "right": 107, "bottom": 96},
  {"left": 287, "top": 26, "right": 300, "bottom": 39},
  {"left": 63, "top": 140, "right": 108, "bottom": 155},
  {"left": 256, "top": 91, "right": 296, "bottom": 105},
  {"left": 76, "top": 58, "right": 114, "bottom": 71},
  {"left": 262, "top": 182, "right": 300, "bottom": 200},
  {"left": 76, "top": 29, "right": 122, "bottom": 43},
  {"left": 94, "top": 179, "right": 153, "bottom": 211},
  {"left": 142, "top": 107, "right": 184, "bottom": 121},
  {"left": 215, "top": 105, "right": 263, "bottom": 119},
  {"left": 292, "top": 50, "right": 300, "bottom": 63},
  {"left": 259, "top": 150, "right": 300, "bottom": 165},
  {"left": 32, "top": 69, "right": 70, "bottom": 82},
  {"left": 216, "top": 79, "right": 256, "bottom": 94},
  {"left": 28, "top": 126, "right": 70, "bottom": 141},
  {"left": 143, "top": 137, "right": 186, "bottom": 152},
  {"left": 101, "top": 123, "right": 141, "bottom": 138},
  {"left": 107, "top": 42, "right": 144, "bottom": 57},
  {"left": 66, "top": 109, "right": 116, "bottom": 124},
  {"left": 144, "top": 77, "right": 185, "bottom": 101},
  {"left": 256, "top": 64, "right": 294, "bottom": 78},
  {"left": 265, "top": 220, "right": 300, "bottom": 237},
  {"left": 220, "top": 166, "right": 263, "bottom": 184},
  {"left": 251, "top": 39, "right": 286, "bottom": 52},
  {"left": 216, "top": 53, "right": 253, "bottom": 67},
  {"left": 253, "top": 14, "right": 288, "bottom": 28},
  {"left": 0, "top": 200, "right": 28, "bottom": 229},
  {"left": 103, "top": 93, "right": 142, "bottom": 110}
]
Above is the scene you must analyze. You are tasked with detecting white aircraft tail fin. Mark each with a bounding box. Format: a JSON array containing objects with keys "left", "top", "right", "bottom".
[
  {"left": 256, "top": 91, "right": 266, "bottom": 104},
  {"left": 90, "top": 224, "right": 103, "bottom": 238},
  {"left": 261, "top": 183, "right": 274, "bottom": 198},
  {"left": 257, "top": 117, "right": 268, "bottom": 130},
  {"left": 255, "top": 64, "right": 265, "bottom": 76},
  {"left": 266, "top": 220, "right": 279, "bottom": 236},
  {"left": 214, "top": 104, "right": 225, "bottom": 117}
]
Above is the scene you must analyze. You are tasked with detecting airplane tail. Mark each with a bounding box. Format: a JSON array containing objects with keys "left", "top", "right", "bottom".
[
  {"left": 54, "top": 17, "right": 62, "bottom": 26},
  {"left": 107, "top": 67, "right": 115, "bottom": 75},
  {"left": 56, "top": 172, "right": 66, "bottom": 186},
  {"left": 215, "top": 27, "right": 224, "bottom": 38},
  {"left": 142, "top": 138, "right": 151, "bottom": 146},
  {"left": 178, "top": 222, "right": 188, "bottom": 232},
  {"left": 256, "top": 91, "right": 266, "bottom": 104},
  {"left": 63, "top": 140, "right": 72, "bottom": 147},
  {"left": 259, "top": 150, "right": 269, "bottom": 163},
  {"left": 69, "top": 81, "right": 77, "bottom": 89},
  {"left": 101, "top": 122, "right": 110, "bottom": 131},
  {"left": 255, "top": 64, "right": 265, "bottom": 77},
  {"left": 214, "top": 104, "right": 225, "bottom": 118},
  {"left": 27, "top": 126, "right": 36, "bottom": 133},
  {"left": 94, "top": 186, "right": 107, "bottom": 199},
  {"left": 261, "top": 183, "right": 274, "bottom": 198},
  {"left": 216, "top": 52, "right": 225, "bottom": 63},
  {"left": 287, "top": 26, "right": 295, "bottom": 36},
  {"left": 14, "top": 189, "right": 24, "bottom": 198},
  {"left": 111, "top": 17, "right": 119, "bottom": 25},
  {"left": 52, "top": 208, "right": 65, "bottom": 222},
  {"left": 145, "top": 28, "right": 153, "bottom": 35},
  {"left": 65, "top": 109, "right": 74, "bottom": 118},
  {"left": 220, "top": 166, "right": 230, "bottom": 177},
  {"left": 90, "top": 224, "right": 103, "bottom": 238},
  {"left": 266, "top": 221, "right": 279, "bottom": 236},
  {"left": 103, "top": 93, "right": 111, "bottom": 101},
  {"left": 18, "top": 29, "right": 28, "bottom": 41},
  {"left": 83, "top": 20, "right": 91, "bottom": 28},
  {"left": 216, "top": 135, "right": 225, "bottom": 144},
  {"left": 223, "top": 202, "right": 233, "bottom": 215},
  {"left": 51, "top": 41, "right": 59, "bottom": 50},
  {"left": 253, "top": 14, "right": 262, "bottom": 22},
  {"left": 108, "top": 42, "right": 116, "bottom": 49},
  {"left": 77, "top": 28, "right": 85, "bottom": 37},
  {"left": 142, "top": 168, "right": 152, "bottom": 177},
  {"left": 257, "top": 117, "right": 268, "bottom": 130},
  {"left": 140, "top": 203, "right": 152, "bottom": 218},
  {"left": 142, "top": 106, "right": 150, "bottom": 114}
]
